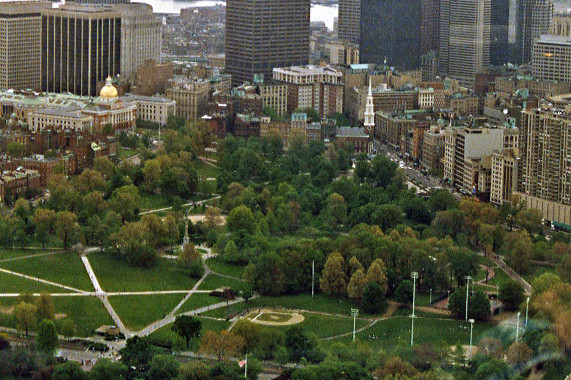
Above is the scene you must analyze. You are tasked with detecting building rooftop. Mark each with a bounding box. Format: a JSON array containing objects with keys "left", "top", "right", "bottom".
[
  {"left": 536, "top": 34, "right": 571, "bottom": 45},
  {"left": 336, "top": 126, "right": 368, "bottom": 138}
]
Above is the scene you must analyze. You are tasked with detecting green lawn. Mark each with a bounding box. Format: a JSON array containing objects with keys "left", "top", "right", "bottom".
[
  {"left": 147, "top": 317, "right": 230, "bottom": 350},
  {"left": 139, "top": 191, "right": 173, "bottom": 211},
  {"left": 0, "top": 252, "right": 92, "bottom": 291},
  {"left": 205, "top": 258, "right": 246, "bottom": 279},
  {"left": 176, "top": 294, "right": 221, "bottom": 315},
  {"left": 53, "top": 296, "right": 114, "bottom": 337},
  {"left": 194, "top": 160, "right": 219, "bottom": 179},
  {"left": 117, "top": 147, "right": 138, "bottom": 160},
  {"left": 109, "top": 294, "right": 185, "bottom": 331},
  {"left": 198, "top": 274, "right": 251, "bottom": 293},
  {"left": 89, "top": 252, "right": 198, "bottom": 292},
  {"left": 0, "top": 272, "right": 72, "bottom": 294},
  {"left": 414, "top": 292, "right": 446, "bottom": 307},
  {"left": 324, "top": 316, "right": 492, "bottom": 351}
]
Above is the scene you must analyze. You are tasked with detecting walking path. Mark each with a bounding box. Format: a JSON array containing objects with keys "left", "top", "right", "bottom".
[
  {"left": 0, "top": 250, "right": 67, "bottom": 263},
  {"left": 138, "top": 195, "right": 221, "bottom": 215},
  {"left": 488, "top": 254, "right": 532, "bottom": 294}
]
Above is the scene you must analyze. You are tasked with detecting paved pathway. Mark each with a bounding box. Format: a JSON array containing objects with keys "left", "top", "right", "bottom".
[
  {"left": 488, "top": 254, "right": 532, "bottom": 294},
  {"left": 0, "top": 250, "right": 67, "bottom": 263},
  {"left": 138, "top": 195, "right": 221, "bottom": 215}
]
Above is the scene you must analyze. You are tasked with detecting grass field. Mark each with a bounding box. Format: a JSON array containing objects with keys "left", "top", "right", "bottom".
[
  {"left": 53, "top": 296, "right": 114, "bottom": 337},
  {"left": 176, "top": 294, "right": 222, "bottom": 315},
  {"left": 324, "top": 316, "right": 492, "bottom": 351},
  {"left": 197, "top": 274, "right": 251, "bottom": 293},
  {"left": 89, "top": 252, "right": 197, "bottom": 292},
  {"left": 147, "top": 317, "right": 230, "bottom": 350},
  {"left": 0, "top": 252, "right": 92, "bottom": 291},
  {"left": 109, "top": 294, "right": 185, "bottom": 331},
  {"left": 205, "top": 258, "right": 246, "bottom": 279},
  {"left": 414, "top": 292, "right": 446, "bottom": 307},
  {"left": 0, "top": 272, "right": 71, "bottom": 294},
  {"left": 139, "top": 191, "right": 173, "bottom": 211},
  {"left": 194, "top": 160, "right": 219, "bottom": 179}
]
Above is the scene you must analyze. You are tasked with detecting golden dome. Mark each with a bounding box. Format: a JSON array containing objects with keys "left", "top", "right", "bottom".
[{"left": 100, "top": 76, "right": 118, "bottom": 98}]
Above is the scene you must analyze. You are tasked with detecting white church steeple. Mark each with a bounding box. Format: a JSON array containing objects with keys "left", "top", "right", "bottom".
[{"left": 364, "top": 77, "right": 375, "bottom": 133}]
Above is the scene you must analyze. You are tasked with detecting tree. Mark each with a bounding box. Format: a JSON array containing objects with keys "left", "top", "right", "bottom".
[
  {"left": 14, "top": 302, "right": 36, "bottom": 336},
  {"left": 189, "top": 120, "right": 215, "bottom": 156},
  {"left": 51, "top": 361, "right": 88, "bottom": 380},
  {"left": 148, "top": 354, "right": 180, "bottom": 380},
  {"left": 499, "top": 280, "right": 525, "bottom": 311},
  {"left": 55, "top": 211, "right": 80, "bottom": 249},
  {"left": 32, "top": 209, "right": 56, "bottom": 249},
  {"left": 35, "top": 294, "right": 54, "bottom": 321},
  {"left": 477, "top": 337, "right": 503, "bottom": 359},
  {"left": 347, "top": 269, "right": 367, "bottom": 299},
  {"left": 172, "top": 315, "right": 202, "bottom": 348},
  {"left": 177, "top": 361, "right": 210, "bottom": 380},
  {"left": 60, "top": 319, "right": 76, "bottom": 341},
  {"left": 90, "top": 358, "right": 128, "bottom": 380},
  {"left": 427, "top": 189, "right": 458, "bottom": 213},
  {"left": 285, "top": 326, "right": 315, "bottom": 362},
  {"left": 227, "top": 205, "right": 257, "bottom": 235},
  {"left": 119, "top": 336, "right": 161, "bottom": 369},
  {"left": 319, "top": 252, "right": 347, "bottom": 296},
  {"left": 325, "top": 193, "right": 347, "bottom": 230},
  {"left": 348, "top": 256, "right": 364, "bottom": 277},
  {"left": 7, "top": 142, "right": 25, "bottom": 158},
  {"left": 506, "top": 342, "right": 532, "bottom": 368},
  {"left": 179, "top": 243, "right": 200, "bottom": 268},
  {"left": 372, "top": 204, "right": 404, "bottom": 232},
  {"left": 449, "top": 287, "right": 490, "bottom": 320},
  {"left": 394, "top": 280, "right": 414, "bottom": 304},
  {"left": 531, "top": 272, "right": 561, "bottom": 295},
  {"left": 198, "top": 330, "right": 245, "bottom": 361},
  {"left": 362, "top": 282, "right": 388, "bottom": 314},
  {"left": 109, "top": 185, "right": 141, "bottom": 222},
  {"left": 365, "top": 258, "right": 389, "bottom": 293},
  {"left": 503, "top": 231, "right": 532, "bottom": 274},
  {"left": 35, "top": 319, "right": 58, "bottom": 354},
  {"left": 373, "top": 356, "right": 418, "bottom": 379}
]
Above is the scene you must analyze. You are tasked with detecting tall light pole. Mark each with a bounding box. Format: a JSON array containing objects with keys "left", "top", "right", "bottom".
[
  {"left": 411, "top": 272, "right": 419, "bottom": 346},
  {"left": 429, "top": 288, "right": 432, "bottom": 306},
  {"left": 311, "top": 260, "right": 315, "bottom": 298},
  {"left": 351, "top": 308, "right": 359, "bottom": 341},
  {"left": 469, "top": 319, "right": 475, "bottom": 359},
  {"left": 516, "top": 312, "right": 521, "bottom": 342},
  {"left": 525, "top": 297, "right": 530, "bottom": 326},
  {"left": 465, "top": 276, "right": 472, "bottom": 322}
]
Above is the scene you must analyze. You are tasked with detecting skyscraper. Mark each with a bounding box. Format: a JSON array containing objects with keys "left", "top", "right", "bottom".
[
  {"left": 338, "top": 0, "right": 361, "bottom": 44},
  {"left": 490, "top": 0, "right": 522, "bottom": 65},
  {"left": 225, "top": 0, "right": 310, "bottom": 86},
  {"left": 0, "top": 2, "right": 51, "bottom": 90},
  {"left": 360, "top": 0, "right": 422, "bottom": 69},
  {"left": 517, "top": 105, "right": 571, "bottom": 224},
  {"left": 421, "top": 0, "right": 441, "bottom": 54},
  {"left": 41, "top": 4, "right": 122, "bottom": 96},
  {"left": 521, "top": 0, "right": 553, "bottom": 63},
  {"left": 439, "top": 0, "right": 491, "bottom": 87}
]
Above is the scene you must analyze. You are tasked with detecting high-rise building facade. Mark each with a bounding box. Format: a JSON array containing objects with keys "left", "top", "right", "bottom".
[
  {"left": 516, "top": 105, "right": 571, "bottom": 225},
  {"left": 550, "top": 13, "right": 571, "bottom": 37},
  {"left": 114, "top": 3, "right": 161, "bottom": 80},
  {"left": 338, "top": 0, "right": 361, "bottom": 44},
  {"left": 439, "top": 0, "right": 491, "bottom": 87},
  {"left": 521, "top": 0, "right": 553, "bottom": 63},
  {"left": 41, "top": 4, "right": 122, "bottom": 96},
  {"left": 421, "top": 0, "right": 440, "bottom": 54},
  {"left": 225, "top": 0, "right": 310, "bottom": 86},
  {"left": 532, "top": 35, "right": 571, "bottom": 82},
  {"left": 0, "top": 2, "right": 51, "bottom": 90},
  {"left": 490, "top": 0, "right": 522, "bottom": 65},
  {"left": 360, "top": 0, "right": 421, "bottom": 69}
]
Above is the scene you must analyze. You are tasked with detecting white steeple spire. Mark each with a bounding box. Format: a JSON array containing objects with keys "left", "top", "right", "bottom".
[{"left": 364, "top": 77, "right": 375, "bottom": 129}]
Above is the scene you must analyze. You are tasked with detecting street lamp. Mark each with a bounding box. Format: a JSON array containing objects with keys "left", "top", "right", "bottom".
[
  {"left": 465, "top": 276, "right": 472, "bottom": 322},
  {"left": 351, "top": 308, "right": 359, "bottom": 341},
  {"left": 429, "top": 288, "right": 432, "bottom": 306},
  {"left": 525, "top": 297, "right": 530, "bottom": 326},
  {"left": 469, "top": 319, "right": 475, "bottom": 359},
  {"left": 516, "top": 312, "right": 521, "bottom": 342},
  {"left": 411, "top": 272, "right": 419, "bottom": 346}
]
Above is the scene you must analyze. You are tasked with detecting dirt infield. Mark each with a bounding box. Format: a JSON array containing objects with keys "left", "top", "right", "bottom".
[{"left": 246, "top": 308, "right": 305, "bottom": 326}]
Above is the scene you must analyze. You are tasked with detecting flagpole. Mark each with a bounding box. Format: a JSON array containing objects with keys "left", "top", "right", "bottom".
[{"left": 244, "top": 354, "right": 247, "bottom": 378}]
